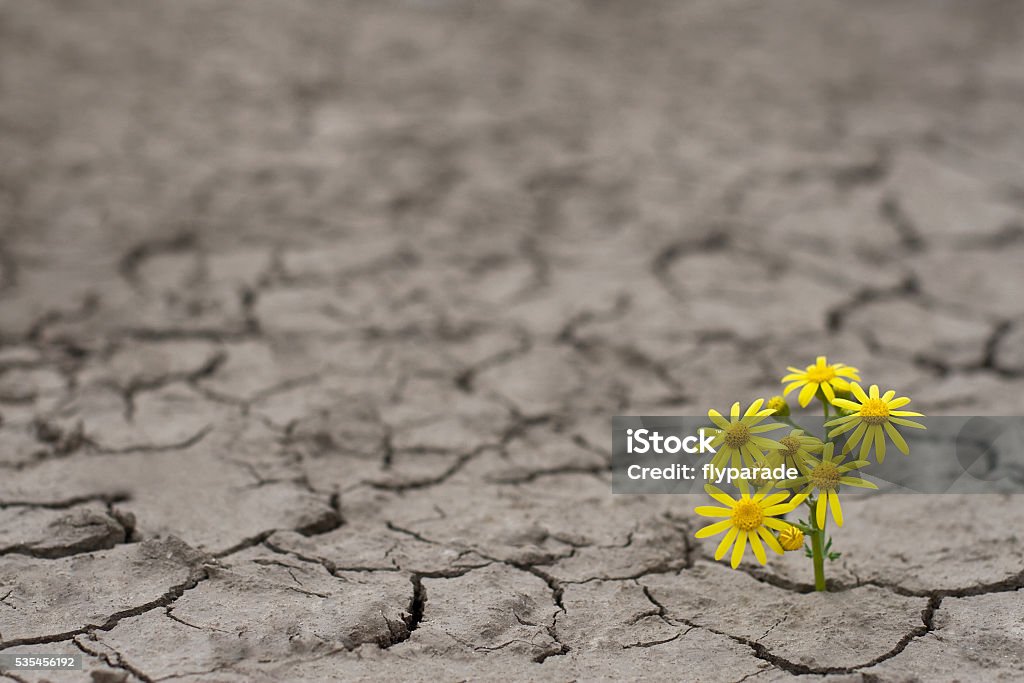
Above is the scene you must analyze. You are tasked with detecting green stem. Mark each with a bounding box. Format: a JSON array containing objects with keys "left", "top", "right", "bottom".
[{"left": 809, "top": 500, "right": 827, "bottom": 591}]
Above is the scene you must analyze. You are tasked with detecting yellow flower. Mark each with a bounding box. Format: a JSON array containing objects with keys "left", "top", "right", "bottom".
[
  {"left": 695, "top": 482, "right": 807, "bottom": 568},
  {"left": 706, "top": 399, "right": 786, "bottom": 469},
  {"left": 777, "top": 525, "right": 804, "bottom": 552},
  {"left": 778, "top": 441, "right": 876, "bottom": 527},
  {"left": 771, "top": 429, "right": 823, "bottom": 475},
  {"left": 825, "top": 383, "right": 925, "bottom": 463},
  {"left": 782, "top": 356, "right": 861, "bottom": 407}
]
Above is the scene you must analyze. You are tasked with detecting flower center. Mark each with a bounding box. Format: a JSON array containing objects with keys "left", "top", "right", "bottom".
[
  {"left": 732, "top": 500, "right": 764, "bottom": 531},
  {"left": 859, "top": 398, "right": 890, "bottom": 425},
  {"left": 779, "top": 436, "right": 801, "bottom": 457},
  {"left": 809, "top": 462, "right": 841, "bottom": 491},
  {"left": 724, "top": 422, "right": 750, "bottom": 448},
  {"left": 805, "top": 366, "right": 836, "bottom": 383}
]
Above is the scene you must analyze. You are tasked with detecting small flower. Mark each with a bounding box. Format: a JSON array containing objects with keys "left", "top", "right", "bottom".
[
  {"left": 825, "top": 383, "right": 925, "bottom": 463},
  {"left": 782, "top": 356, "right": 861, "bottom": 407},
  {"left": 766, "top": 395, "right": 789, "bottom": 417},
  {"left": 779, "top": 441, "right": 877, "bottom": 527},
  {"left": 706, "top": 400, "right": 786, "bottom": 469},
  {"left": 777, "top": 525, "right": 805, "bottom": 552},
  {"left": 695, "top": 483, "right": 807, "bottom": 568},
  {"left": 771, "top": 429, "right": 824, "bottom": 474}
]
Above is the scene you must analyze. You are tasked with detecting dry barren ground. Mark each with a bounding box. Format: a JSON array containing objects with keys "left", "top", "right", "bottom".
[{"left": 1, "top": 1, "right": 1024, "bottom": 681}]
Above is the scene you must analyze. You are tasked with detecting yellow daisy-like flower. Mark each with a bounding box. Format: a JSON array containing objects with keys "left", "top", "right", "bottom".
[
  {"left": 706, "top": 399, "right": 786, "bottom": 469},
  {"left": 770, "top": 429, "right": 824, "bottom": 475},
  {"left": 782, "top": 356, "right": 861, "bottom": 407},
  {"left": 695, "top": 483, "right": 807, "bottom": 568},
  {"left": 777, "top": 525, "right": 805, "bottom": 552},
  {"left": 778, "top": 441, "right": 876, "bottom": 528},
  {"left": 825, "top": 383, "right": 925, "bottom": 463}
]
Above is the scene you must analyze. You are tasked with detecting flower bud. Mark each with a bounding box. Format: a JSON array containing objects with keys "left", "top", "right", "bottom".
[
  {"left": 767, "top": 395, "right": 789, "bottom": 417},
  {"left": 778, "top": 525, "right": 804, "bottom": 551}
]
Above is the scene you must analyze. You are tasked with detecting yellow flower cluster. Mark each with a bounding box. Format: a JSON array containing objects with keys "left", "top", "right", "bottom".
[{"left": 693, "top": 357, "right": 925, "bottom": 587}]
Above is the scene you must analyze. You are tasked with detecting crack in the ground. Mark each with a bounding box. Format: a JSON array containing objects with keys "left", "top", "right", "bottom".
[
  {"left": 119, "top": 232, "right": 197, "bottom": 289},
  {"left": 89, "top": 424, "right": 214, "bottom": 455},
  {"left": 75, "top": 635, "right": 155, "bottom": 683},
  {"left": 639, "top": 581, "right": 941, "bottom": 676},
  {"left": 0, "top": 563, "right": 211, "bottom": 652},
  {"left": 116, "top": 351, "right": 227, "bottom": 421},
  {"left": 0, "top": 493, "right": 130, "bottom": 510}
]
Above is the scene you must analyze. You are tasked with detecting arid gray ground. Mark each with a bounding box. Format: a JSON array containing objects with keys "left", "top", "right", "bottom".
[{"left": 2, "top": 1, "right": 1024, "bottom": 681}]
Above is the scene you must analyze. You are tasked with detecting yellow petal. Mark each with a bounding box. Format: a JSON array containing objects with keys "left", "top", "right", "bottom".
[
  {"left": 750, "top": 424, "right": 785, "bottom": 433},
  {"left": 830, "top": 398, "right": 861, "bottom": 412},
  {"left": 798, "top": 382, "right": 818, "bottom": 408},
  {"left": 851, "top": 382, "right": 869, "bottom": 403},
  {"left": 749, "top": 531, "right": 767, "bottom": 565},
  {"left": 705, "top": 485, "right": 737, "bottom": 506},
  {"left": 816, "top": 494, "right": 827, "bottom": 528},
  {"left": 696, "top": 519, "right": 734, "bottom": 538},
  {"left": 758, "top": 526, "right": 785, "bottom": 555},
  {"left": 843, "top": 422, "right": 868, "bottom": 454},
  {"left": 759, "top": 492, "right": 789, "bottom": 507},
  {"left": 783, "top": 381, "right": 804, "bottom": 396},
  {"left": 730, "top": 531, "right": 748, "bottom": 568},
  {"left": 874, "top": 424, "right": 886, "bottom": 463},
  {"left": 828, "top": 490, "right": 844, "bottom": 527},
  {"left": 859, "top": 425, "right": 875, "bottom": 460},
  {"left": 839, "top": 476, "right": 878, "bottom": 489},
  {"left": 821, "top": 382, "right": 836, "bottom": 402},
  {"left": 708, "top": 411, "right": 730, "bottom": 429},
  {"left": 883, "top": 421, "right": 909, "bottom": 455},
  {"left": 695, "top": 506, "right": 733, "bottom": 518},
  {"left": 889, "top": 417, "right": 926, "bottom": 429},
  {"left": 715, "top": 527, "right": 739, "bottom": 561}
]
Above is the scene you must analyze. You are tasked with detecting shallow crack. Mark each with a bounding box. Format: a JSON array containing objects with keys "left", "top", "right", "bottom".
[
  {"left": 879, "top": 195, "right": 926, "bottom": 252},
  {"left": 89, "top": 425, "right": 213, "bottom": 455},
  {"left": 119, "top": 232, "right": 197, "bottom": 288},
  {"left": 75, "top": 635, "right": 155, "bottom": 683}
]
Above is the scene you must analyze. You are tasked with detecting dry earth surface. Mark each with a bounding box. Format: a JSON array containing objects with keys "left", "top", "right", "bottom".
[{"left": 1, "top": 1, "right": 1024, "bottom": 681}]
